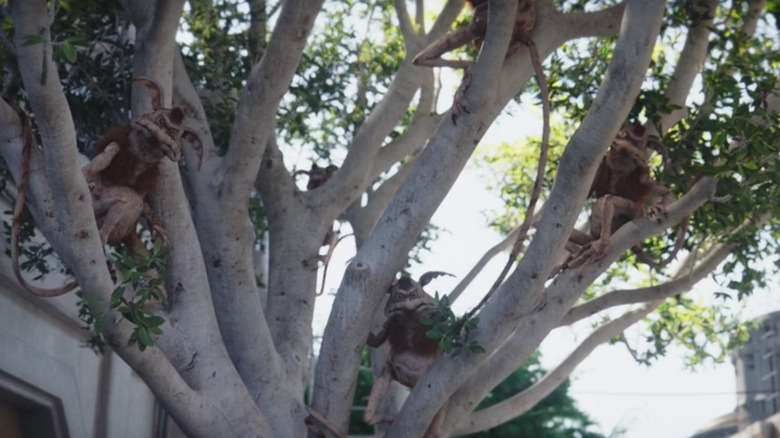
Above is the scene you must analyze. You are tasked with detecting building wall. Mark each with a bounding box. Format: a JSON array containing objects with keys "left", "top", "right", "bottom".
[
  {"left": 734, "top": 311, "right": 780, "bottom": 429},
  {"left": 691, "top": 312, "right": 780, "bottom": 438},
  {"left": 0, "top": 254, "right": 160, "bottom": 438}
]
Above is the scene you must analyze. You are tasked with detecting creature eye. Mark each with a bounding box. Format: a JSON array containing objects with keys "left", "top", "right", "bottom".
[{"left": 392, "top": 292, "right": 404, "bottom": 301}]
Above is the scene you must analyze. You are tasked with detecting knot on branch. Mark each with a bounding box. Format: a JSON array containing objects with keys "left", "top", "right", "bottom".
[{"left": 343, "top": 260, "right": 370, "bottom": 284}]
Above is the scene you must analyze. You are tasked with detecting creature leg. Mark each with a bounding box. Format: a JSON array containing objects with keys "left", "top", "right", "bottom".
[
  {"left": 141, "top": 201, "right": 169, "bottom": 244},
  {"left": 364, "top": 363, "right": 395, "bottom": 425},
  {"left": 586, "top": 195, "right": 617, "bottom": 259},
  {"left": 585, "top": 195, "right": 640, "bottom": 262},
  {"left": 424, "top": 399, "right": 449, "bottom": 438},
  {"left": 566, "top": 229, "right": 592, "bottom": 252},
  {"left": 567, "top": 195, "right": 639, "bottom": 269},
  {"left": 94, "top": 186, "right": 144, "bottom": 245},
  {"left": 412, "top": 28, "right": 480, "bottom": 69}
]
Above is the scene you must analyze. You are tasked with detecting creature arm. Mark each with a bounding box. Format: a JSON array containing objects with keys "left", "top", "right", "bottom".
[
  {"left": 367, "top": 321, "right": 389, "bottom": 348},
  {"left": 82, "top": 141, "right": 121, "bottom": 181},
  {"left": 413, "top": 27, "right": 482, "bottom": 69}
]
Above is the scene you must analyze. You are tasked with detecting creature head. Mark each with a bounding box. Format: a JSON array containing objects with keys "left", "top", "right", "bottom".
[
  {"left": 607, "top": 124, "right": 652, "bottom": 172},
  {"left": 128, "top": 107, "right": 185, "bottom": 163},
  {"left": 385, "top": 271, "right": 454, "bottom": 318},
  {"left": 305, "top": 163, "right": 339, "bottom": 190}
]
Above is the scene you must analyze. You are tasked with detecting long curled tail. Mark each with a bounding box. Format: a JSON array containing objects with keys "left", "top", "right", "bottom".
[{"left": 11, "top": 107, "right": 77, "bottom": 297}]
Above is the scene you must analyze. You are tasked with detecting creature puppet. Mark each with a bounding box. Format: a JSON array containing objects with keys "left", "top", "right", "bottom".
[
  {"left": 413, "top": 0, "right": 548, "bottom": 126},
  {"left": 11, "top": 77, "right": 202, "bottom": 296},
  {"left": 566, "top": 123, "right": 687, "bottom": 269},
  {"left": 364, "top": 271, "right": 454, "bottom": 438},
  {"left": 82, "top": 77, "right": 202, "bottom": 252}
]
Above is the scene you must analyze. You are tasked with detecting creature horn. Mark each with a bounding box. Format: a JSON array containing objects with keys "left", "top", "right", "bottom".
[
  {"left": 132, "top": 76, "right": 164, "bottom": 110},
  {"left": 419, "top": 271, "right": 455, "bottom": 287}
]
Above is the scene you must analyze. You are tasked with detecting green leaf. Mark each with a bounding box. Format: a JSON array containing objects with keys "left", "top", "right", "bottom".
[
  {"left": 145, "top": 315, "right": 165, "bottom": 328},
  {"left": 136, "top": 327, "right": 154, "bottom": 348},
  {"left": 110, "top": 287, "right": 125, "bottom": 308},
  {"left": 22, "top": 35, "right": 46, "bottom": 46},
  {"left": 61, "top": 41, "right": 77, "bottom": 63},
  {"left": 426, "top": 327, "right": 442, "bottom": 340}
]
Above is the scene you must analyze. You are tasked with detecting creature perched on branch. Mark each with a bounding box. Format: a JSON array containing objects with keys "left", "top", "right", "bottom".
[
  {"left": 11, "top": 77, "right": 202, "bottom": 297},
  {"left": 364, "top": 271, "right": 454, "bottom": 438},
  {"left": 566, "top": 123, "right": 687, "bottom": 270},
  {"left": 413, "top": 0, "right": 548, "bottom": 127}
]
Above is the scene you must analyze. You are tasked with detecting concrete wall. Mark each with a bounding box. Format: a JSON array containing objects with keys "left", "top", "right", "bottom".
[
  {"left": 0, "top": 254, "right": 160, "bottom": 438},
  {"left": 734, "top": 311, "right": 780, "bottom": 429}
]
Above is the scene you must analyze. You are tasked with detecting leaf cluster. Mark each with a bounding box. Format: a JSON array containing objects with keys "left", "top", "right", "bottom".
[
  {"left": 1, "top": 0, "right": 134, "bottom": 151},
  {"left": 277, "top": 1, "right": 407, "bottom": 160},
  {"left": 419, "top": 292, "right": 484, "bottom": 356},
  {"left": 110, "top": 241, "right": 169, "bottom": 351},
  {"left": 618, "top": 296, "right": 756, "bottom": 368},
  {"left": 78, "top": 240, "right": 169, "bottom": 352},
  {"left": 180, "top": 0, "right": 257, "bottom": 154}
]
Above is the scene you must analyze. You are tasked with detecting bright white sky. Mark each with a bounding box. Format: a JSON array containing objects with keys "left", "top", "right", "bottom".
[{"left": 312, "top": 96, "right": 779, "bottom": 437}]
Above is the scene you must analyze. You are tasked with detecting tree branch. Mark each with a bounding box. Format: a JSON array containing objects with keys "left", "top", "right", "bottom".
[
  {"left": 454, "top": 302, "right": 656, "bottom": 435},
  {"left": 393, "top": 0, "right": 416, "bottom": 42},
  {"left": 346, "top": 157, "right": 420, "bottom": 243},
  {"left": 171, "top": 48, "right": 284, "bottom": 396},
  {"left": 561, "top": 241, "right": 733, "bottom": 326},
  {"left": 118, "top": 2, "right": 279, "bottom": 432},
  {"left": 370, "top": 112, "right": 442, "bottom": 177},
  {"left": 654, "top": 0, "right": 718, "bottom": 133},
  {"left": 108, "top": 319, "right": 272, "bottom": 438},
  {"left": 9, "top": 0, "right": 111, "bottom": 299},
  {"left": 448, "top": 206, "right": 543, "bottom": 304},
  {"left": 227, "top": 0, "right": 324, "bottom": 204},
  {"left": 443, "top": 176, "right": 716, "bottom": 435},
  {"left": 312, "top": 0, "right": 518, "bottom": 432},
  {"left": 556, "top": 2, "right": 627, "bottom": 41},
  {"left": 411, "top": 2, "right": 668, "bottom": 434}
]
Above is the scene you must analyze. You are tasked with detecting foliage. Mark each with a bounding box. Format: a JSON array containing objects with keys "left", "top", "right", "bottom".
[
  {"left": 78, "top": 240, "right": 169, "bottom": 352},
  {"left": 349, "top": 350, "right": 612, "bottom": 437},
  {"left": 464, "top": 352, "right": 612, "bottom": 438},
  {"left": 475, "top": 0, "right": 779, "bottom": 366},
  {"left": 76, "top": 289, "right": 107, "bottom": 353},
  {"left": 475, "top": 125, "right": 569, "bottom": 234},
  {"left": 110, "top": 240, "right": 169, "bottom": 351},
  {"left": 277, "top": 1, "right": 407, "bottom": 160},
  {"left": 1, "top": 0, "right": 779, "bottom": 435},
  {"left": 420, "top": 292, "right": 484, "bottom": 356},
  {"left": 623, "top": 296, "right": 758, "bottom": 368},
  {"left": 349, "top": 348, "right": 375, "bottom": 435},
  {"left": 181, "top": 0, "right": 256, "bottom": 154}
]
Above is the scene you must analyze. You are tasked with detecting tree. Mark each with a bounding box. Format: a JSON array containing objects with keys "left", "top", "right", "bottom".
[
  {"left": 350, "top": 350, "right": 611, "bottom": 437},
  {"left": 449, "top": 351, "right": 612, "bottom": 438},
  {"left": 0, "top": 0, "right": 777, "bottom": 437}
]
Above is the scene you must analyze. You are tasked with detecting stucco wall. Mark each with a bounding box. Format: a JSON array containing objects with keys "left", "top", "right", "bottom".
[{"left": 0, "top": 253, "right": 159, "bottom": 437}]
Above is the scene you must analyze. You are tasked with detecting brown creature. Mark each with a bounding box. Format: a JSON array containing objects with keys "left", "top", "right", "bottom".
[
  {"left": 84, "top": 77, "right": 202, "bottom": 251},
  {"left": 413, "top": 0, "right": 549, "bottom": 128},
  {"left": 11, "top": 77, "right": 202, "bottom": 297},
  {"left": 414, "top": 0, "right": 550, "bottom": 300},
  {"left": 365, "top": 271, "right": 454, "bottom": 438},
  {"left": 566, "top": 123, "right": 687, "bottom": 269},
  {"left": 298, "top": 162, "right": 338, "bottom": 191}
]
